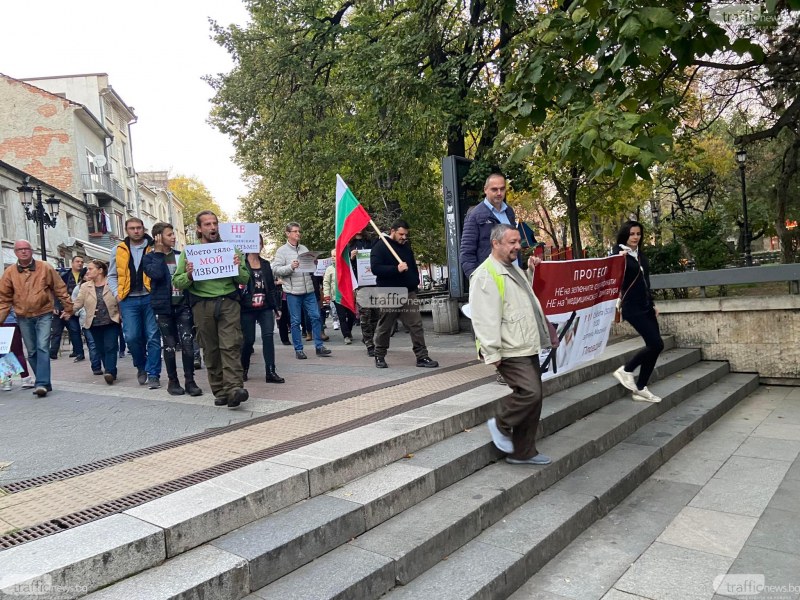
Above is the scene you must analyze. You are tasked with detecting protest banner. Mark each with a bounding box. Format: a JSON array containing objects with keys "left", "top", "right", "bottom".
[
  {"left": 219, "top": 223, "right": 260, "bottom": 253},
  {"left": 533, "top": 256, "right": 625, "bottom": 380},
  {"left": 184, "top": 243, "right": 237, "bottom": 281},
  {"left": 0, "top": 327, "right": 14, "bottom": 355},
  {"left": 356, "top": 249, "right": 376, "bottom": 286}
]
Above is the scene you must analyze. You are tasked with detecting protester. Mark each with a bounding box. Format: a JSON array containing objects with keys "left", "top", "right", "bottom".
[
  {"left": 349, "top": 228, "right": 379, "bottom": 356},
  {"left": 49, "top": 255, "right": 86, "bottom": 362},
  {"left": 143, "top": 222, "right": 203, "bottom": 397},
  {"left": 272, "top": 222, "right": 331, "bottom": 359},
  {"left": 240, "top": 235, "right": 284, "bottom": 383},
  {"left": 470, "top": 224, "right": 552, "bottom": 465},
  {"left": 0, "top": 240, "right": 73, "bottom": 397},
  {"left": 612, "top": 220, "right": 664, "bottom": 403},
  {"left": 370, "top": 219, "right": 438, "bottom": 369},
  {"left": 323, "top": 249, "right": 356, "bottom": 344},
  {"left": 72, "top": 260, "right": 121, "bottom": 385},
  {"left": 108, "top": 217, "right": 162, "bottom": 388},
  {"left": 173, "top": 211, "right": 250, "bottom": 408},
  {"left": 71, "top": 277, "right": 102, "bottom": 376},
  {"left": 0, "top": 309, "right": 34, "bottom": 391}
]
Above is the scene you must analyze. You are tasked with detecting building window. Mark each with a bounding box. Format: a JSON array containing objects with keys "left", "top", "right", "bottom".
[
  {"left": 66, "top": 213, "right": 77, "bottom": 238},
  {"left": 0, "top": 189, "right": 10, "bottom": 240},
  {"left": 113, "top": 212, "right": 123, "bottom": 237}
]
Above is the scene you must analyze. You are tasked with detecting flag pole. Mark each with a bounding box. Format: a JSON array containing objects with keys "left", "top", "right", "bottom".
[{"left": 368, "top": 219, "right": 404, "bottom": 264}]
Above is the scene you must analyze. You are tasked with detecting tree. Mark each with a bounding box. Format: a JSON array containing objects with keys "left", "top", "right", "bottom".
[{"left": 167, "top": 176, "right": 229, "bottom": 237}]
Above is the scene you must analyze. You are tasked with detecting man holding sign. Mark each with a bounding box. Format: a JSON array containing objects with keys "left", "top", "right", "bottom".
[{"left": 173, "top": 211, "right": 250, "bottom": 408}]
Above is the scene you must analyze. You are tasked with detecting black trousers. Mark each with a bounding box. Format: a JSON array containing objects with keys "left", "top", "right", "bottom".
[
  {"left": 241, "top": 308, "right": 276, "bottom": 370},
  {"left": 623, "top": 309, "right": 664, "bottom": 389},
  {"left": 333, "top": 302, "right": 356, "bottom": 338},
  {"left": 156, "top": 303, "right": 196, "bottom": 381}
]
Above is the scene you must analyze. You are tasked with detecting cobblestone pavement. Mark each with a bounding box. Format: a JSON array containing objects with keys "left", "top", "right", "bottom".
[{"left": 0, "top": 317, "right": 477, "bottom": 485}]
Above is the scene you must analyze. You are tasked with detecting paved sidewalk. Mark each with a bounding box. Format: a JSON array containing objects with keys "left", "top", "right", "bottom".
[{"left": 511, "top": 385, "right": 800, "bottom": 600}]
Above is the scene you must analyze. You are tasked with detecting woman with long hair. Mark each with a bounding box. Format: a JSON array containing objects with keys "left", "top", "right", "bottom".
[{"left": 612, "top": 220, "right": 664, "bottom": 402}]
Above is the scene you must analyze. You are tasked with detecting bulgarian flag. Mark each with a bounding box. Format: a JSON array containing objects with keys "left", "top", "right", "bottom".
[{"left": 335, "top": 174, "right": 372, "bottom": 312}]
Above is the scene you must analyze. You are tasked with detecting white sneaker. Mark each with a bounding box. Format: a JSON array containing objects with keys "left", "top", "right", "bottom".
[
  {"left": 487, "top": 418, "right": 514, "bottom": 453},
  {"left": 2, "top": 379, "right": 11, "bottom": 391},
  {"left": 613, "top": 366, "right": 638, "bottom": 392},
  {"left": 21, "top": 376, "right": 35, "bottom": 389},
  {"left": 344, "top": 337, "right": 352, "bottom": 345},
  {"left": 333, "top": 322, "right": 340, "bottom": 330},
  {"left": 632, "top": 386, "right": 661, "bottom": 403}
]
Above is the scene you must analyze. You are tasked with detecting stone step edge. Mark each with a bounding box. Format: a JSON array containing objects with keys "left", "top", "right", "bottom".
[
  {"left": 246, "top": 362, "right": 733, "bottom": 599},
  {"left": 0, "top": 340, "right": 688, "bottom": 600},
  {"left": 381, "top": 372, "right": 761, "bottom": 600}
]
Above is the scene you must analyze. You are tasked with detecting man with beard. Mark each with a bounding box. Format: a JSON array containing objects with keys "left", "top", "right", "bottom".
[{"left": 173, "top": 211, "right": 250, "bottom": 408}]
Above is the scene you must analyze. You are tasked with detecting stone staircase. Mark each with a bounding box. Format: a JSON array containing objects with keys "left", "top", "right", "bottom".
[{"left": 0, "top": 338, "right": 760, "bottom": 600}]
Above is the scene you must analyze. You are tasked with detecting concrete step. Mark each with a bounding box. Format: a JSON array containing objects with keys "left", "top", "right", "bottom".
[
  {"left": 381, "top": 373, "right": 760, "bottom": 600},
  {"left": 245, "top": 360, "right": 739, "bottom": 599},
  {"left": 0, "top": 338, "right": 680, "bottom": 599}
]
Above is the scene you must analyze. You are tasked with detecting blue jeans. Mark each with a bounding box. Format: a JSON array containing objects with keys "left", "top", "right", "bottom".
[
  {"left": 286, "top": 292, "right": 323, "bottom": 351},
  {"left": 83, "top": 328, "right": 102, "bottom": 372},
  {"left": 119, "top": 295, "right": 161, "bottom": 377},
  {"left": 18, "top": 312, "right": 53, "bottom": 388},
  {"left": 90, "top": 323, "right": 120, "bottom": 377}
]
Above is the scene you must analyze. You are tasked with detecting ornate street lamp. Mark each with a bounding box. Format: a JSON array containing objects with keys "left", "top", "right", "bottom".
[
  {"left": 16, "top": 178, "right": 61, "bottom": 261},
  {"left": 735, "top": 149, "right": 752, "bottom": 266}
]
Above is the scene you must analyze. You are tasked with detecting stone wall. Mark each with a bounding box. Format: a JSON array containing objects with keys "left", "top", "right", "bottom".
[{"left": 612, "top": 295, "right": 800, "bottom": 383}]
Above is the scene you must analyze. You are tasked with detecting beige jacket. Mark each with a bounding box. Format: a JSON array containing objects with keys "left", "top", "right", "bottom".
[
  {"left": 469, "top": 256, "right": 550, "bottom": 365},
  {"left": 72, "top": 282, "right": 121, "bottom": 328}
]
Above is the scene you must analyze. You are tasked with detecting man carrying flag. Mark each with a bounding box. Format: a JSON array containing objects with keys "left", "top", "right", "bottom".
[{"left": 334, "top": 175, "right": 372, "bottom": 314}]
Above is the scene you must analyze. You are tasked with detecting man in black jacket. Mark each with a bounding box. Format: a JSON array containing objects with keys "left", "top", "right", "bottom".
[
  {"left": 370, "top": 219, "right": 438, "bottom": 369},
  {"left": 49, "top": 256, "right": 87, "bottom": 361}
]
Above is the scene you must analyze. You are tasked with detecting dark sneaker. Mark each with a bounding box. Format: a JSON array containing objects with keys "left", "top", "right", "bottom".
[
  {"left": 506, "top": 454, "right": 552, "bottom": 466},
  {"left": 137, "top": 370, "right": 147, "bottom": 385},
  {"left": 50, "top": 353, "right": 58, "bottom": 360},
  {"left": 242, "top": 369, "right": 248, "bottom": 382},
  {"left": 496, "top": 373, "right": 507, "bottom": 385},
  {"left": 119, "top": 350, "right": 126, "bottom": 358},
  {"left": 228, "top": 388, "right": 249, "bottom": 408},
  {"left": 92, "top": 369, "right": 103, "bottom": 376},
  {"left": 367, "top": 347, "right": 375, "bottom": 357},
  {"left": 147, "top": 376, "right": 161, "bottom": 389},
  {"left": 167, "top": 379, "right": 185, "bottom": 396},
  {"left": 296, "top": 351, "right": 307, "bottom": 360},
  {"left": 214, "top": 397, "right": 228, "bottom": 406},
  {"left": 416, "top": 357, "right": 439, "bottom": 368},
  {"left": 68, "top": 352, "right": 77, "bottom": 358},
  {"left": 316, "top": 346, "right": 332, "bottom": 357},
  {"left": 73, "top": 355, "right": 85, "bottom": 362},
  {"left": 185, "top": 380, "right": 203, "bottom": 397},
  {"left": 194, "top": 355, "right": 202, "bottom": 370},
  {"left": 104, "top": 373, "right": 115, "bottom": 385},
  {"left": 375, "top": 356, "right": 388, "bottom": 368}
]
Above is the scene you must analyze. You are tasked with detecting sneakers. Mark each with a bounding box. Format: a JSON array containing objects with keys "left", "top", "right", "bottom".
[
  {"left": 343, "top": 337, "right": 352, "bottom": 345},
  {"left": 119, "top": 349, "right": 126, "bottom": 358},
  {"left": 316, "top": 346, "right": 332, "bottom": 356},
  {"left": 375, "top": 356, "right": 388, "bottom": 368},
  {"left": 167, "top": 379, "right": 185, "bottom": 396},
  {"left": 185, "top": 379, "right": 203, "bottom": 397},
  {"left": 73, "top": 355, "right": 85, "bottom": 362},
  {"left": 333, "top": 322, "right": 340, "bottom": 330},
  {"left": 487, "top": 418, "right": 514, "bottom": 453},
  {"left": 228, "top": 388, "right": 249, "bottom": 408},
  {"left": 21, "top": 376, "right": 35, "bottom": 389},
  {"left": 34, "top": 386, "right": 48, "bottom": 397},
  {"left": 416, "top": 357, "right": 439, "bottom": 368},
  {"left": 2, "top": 379, "right": 11, "bottom": 391},
  {"left": 367, "top": 347, "right": 375, "bottom": 357},
  {"left": 296, "top": 351, "right": 308, "bottom": 360},
  {"left": 104, "top": 373, "right": 115, "bottom": 385},
  {"left": 92, "top": 369, "right": 103, "bottom": 376},
  {"left": 147, "top": 376, "right": 161, "bottom": 389},
  {"left": 137, "top": 370, "right": 147, "bottom": 385},
  {"left": 506, "top": 454, "right": 552, "bottom": 466},
  {"left": 613, "top": 366, "right": 638, "bottom": 392},
  {"left": 496, "top": 373, "right": 507, "bottom": 386},
  {"left": 632, "top": 386, "right": 661, "bottom": 403}
]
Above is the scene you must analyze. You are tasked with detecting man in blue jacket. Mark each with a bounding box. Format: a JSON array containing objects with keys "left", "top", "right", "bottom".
[{"left": 459, "top": 173, "right": 517, "bottom": 279}]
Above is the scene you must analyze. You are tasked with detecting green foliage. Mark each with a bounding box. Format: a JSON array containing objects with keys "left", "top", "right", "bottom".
[
  {"left": 643, "top": 240, "right": 684, "bottom": 275},
  {"left": 167, "top": 176, "right": 229, "bottom": 234},
  {"left": 673, "top": 211, "right": 732, "bottom": 271}
]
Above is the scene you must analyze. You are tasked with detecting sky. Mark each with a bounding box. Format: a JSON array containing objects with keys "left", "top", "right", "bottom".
[{"left": 0, "top": 0, "right": 250, "bottom": 217}]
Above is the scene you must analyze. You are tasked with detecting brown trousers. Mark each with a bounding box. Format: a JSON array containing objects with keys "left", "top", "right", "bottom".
[
  {"left": 495, "top": 355, "right": 544, "bottom": 460},
  {"left": 373, "top": 291, "right": 429, "bottom": 360}
]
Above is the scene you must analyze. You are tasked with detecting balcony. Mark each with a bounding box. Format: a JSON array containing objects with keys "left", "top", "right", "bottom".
[{"left": 81, "top": 172, "right": 124, "bottom": 203}]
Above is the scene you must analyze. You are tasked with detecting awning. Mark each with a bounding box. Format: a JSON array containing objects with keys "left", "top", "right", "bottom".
[{"left": 59, "top": 237, "right": 111, "bottom": 260}]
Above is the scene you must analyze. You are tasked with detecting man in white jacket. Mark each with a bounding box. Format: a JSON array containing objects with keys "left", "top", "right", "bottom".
[{"left": 469, "top": 223, "right": 552, "bottom": 465}]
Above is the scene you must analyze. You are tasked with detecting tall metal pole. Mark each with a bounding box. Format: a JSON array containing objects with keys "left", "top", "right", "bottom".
[
  {"left": 35, "top": 187, "right": 48, "bottom": 262},
  {"left": 739, "top": 163, "right": 752, "bottom": 266}
]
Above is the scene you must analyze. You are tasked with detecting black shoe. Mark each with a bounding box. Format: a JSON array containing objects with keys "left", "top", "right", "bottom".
[
  {"left": 375, "top": 356, "right": 388, "bottom": 368},
  {"left": 147, "top": 376, "right": 161, "bottom": 389},
  {"left": 119, "top": 350, "right": 126, "bottom": 358},
  {"left": 316, "top": 346, "right": 331, "bottom": 357},
  {"left": 194, "top": 357, "right": 202, "bottom": 370},
  {"left": 185, "top": 379, "right": 203, "bottom": 396},
  {"left": 214, "top": 397, "right": 228, "bottom": 406},
  {"left": 367, "top": 347, "right": 375, "bottom": 357},
  {"left": 266, "top": 369, "right": 285, "bottom": 384},
  {"left": 281, "top": 340, "right": 291, "bottom": 346},
  {"left": 228, "top": 388, "right": 249, "bottom": 408},
  {"left": 137, "top": 370, "right": 147, "bottom": 385},
  {"left": 104, "top": 373, "right": 115, "bottom": 385},
  {"left": 73, "top": 355, "right": 85, "bottom": 362},
  {"left": 68, "top": 352, "right": 77, "bottom": 358},
  {"left": 92, "top": 369, "right": 103, "bottom": 376},
  {"left": 416, "top": 357, "right": 439, "bottom": 368},
  {"left": 296, "top": 351, "right": 307, "bottom": 360},
  {"left": 167, "top": 379, "right": 185, "bottom": 396},
  {"left": 242, "top": 369, "right": 248, "bottom": 382},
  {"left": 50, "top": 353, "right": 58, "bottom": 360}
]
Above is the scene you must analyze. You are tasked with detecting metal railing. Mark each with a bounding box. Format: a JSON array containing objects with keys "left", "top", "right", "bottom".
[
  {"left": 80, "top": 172, "right": 124, "bottom": 201},
  {"left": 650, "top": 264, "right": 800, "bottom": 296}
]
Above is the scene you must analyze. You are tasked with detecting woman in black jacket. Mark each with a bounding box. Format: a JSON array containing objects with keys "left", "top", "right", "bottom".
[
  {"left": 611, "top": 220, "right": 664, "bottom": 403},
  {"left": 241, "top": 237, "right": 284, "bottom": 383}
]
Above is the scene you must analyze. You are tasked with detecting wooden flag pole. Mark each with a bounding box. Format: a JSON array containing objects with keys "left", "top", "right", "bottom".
[{"left": 368, "top": 219, "right": 404, "bottom": 265}]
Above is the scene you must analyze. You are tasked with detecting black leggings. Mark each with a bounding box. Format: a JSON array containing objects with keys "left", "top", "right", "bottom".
[{"left": 624, "top": 310, "right": 664, "bottom": 390}]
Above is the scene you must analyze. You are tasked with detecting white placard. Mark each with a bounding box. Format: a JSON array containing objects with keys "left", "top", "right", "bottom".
[
  {"left": 356, "top": 249, "right": 376, "bottom": 286},
  {"left": 296, "top": 251, "right": 323, "bottom": 273},
  {"left": 184, "top": 243, "right": 237, "bottom": 281},
  {"left": 0, "top": 327, "right": 14, "bottom": 354},
  {"left": 219, "top": 223, "right": 260, "bottom": 253},
  {"left": 315, "top": 257, "right": 333, "bottom": 277}
]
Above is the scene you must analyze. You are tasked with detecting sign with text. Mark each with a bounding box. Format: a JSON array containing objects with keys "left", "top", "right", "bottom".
[
  {"left": 296, "top": 251, "right": 323, "bottom": 273},
  {"left": 315, "top": 257, "right": 333, "bottom": 277},
  {"left": 0, "top": 327, "right": 14, "bottom": 355},
  {"left": 533, "top": 256, "right": 625, "bottom": 381},
  {"left": 185, "top": 243, "right": 237, "bottom": 281},
  {"left": 219, "top": 223, "right": 260, "bottom": 254},
  {"left": 356, "top": 249, "right": 376, "bottom": 286}
]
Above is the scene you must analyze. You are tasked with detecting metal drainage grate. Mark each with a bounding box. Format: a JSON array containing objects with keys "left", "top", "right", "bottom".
[{"left": 0, "top": 370, "right": 495, "bottom": 550}]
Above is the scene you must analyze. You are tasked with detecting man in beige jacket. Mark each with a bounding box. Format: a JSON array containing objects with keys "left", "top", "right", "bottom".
[
  {"left": 0, "top": 240, "right": 73, "bottom": 397},
  {"left": 469, "top": 224, "right": 552, "bottom": 465}
]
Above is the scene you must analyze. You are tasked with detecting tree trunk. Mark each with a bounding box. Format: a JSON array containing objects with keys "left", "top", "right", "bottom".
[
  {"left": 567, "top": 167, "right": 582, "bottom": 257},
  {"left": 776, "top": 135, "right": 800, "bottom": 263}
]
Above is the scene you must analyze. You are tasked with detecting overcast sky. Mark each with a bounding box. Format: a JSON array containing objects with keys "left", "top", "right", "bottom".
[{"left": 0, "top": 0, "right": 250, "bottom": 216}]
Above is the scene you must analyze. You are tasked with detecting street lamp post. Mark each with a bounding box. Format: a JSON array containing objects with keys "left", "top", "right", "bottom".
[
  {"left": 735, "top": 149, "right": 752, "bottom": 267},
  {"left": 16, "top": 178, "right": 61, "bottom": 262}
]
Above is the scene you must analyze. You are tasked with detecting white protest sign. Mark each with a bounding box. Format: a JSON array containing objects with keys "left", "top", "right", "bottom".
[
  {"left": 296, "top": 251, "right": 323, "bottom": 273},
  {"left": 315, "top": 257, "right": 333, "bottom": 277},
  {"left": 0, "top": 327, "right": 14, "bottom": 354},
  {"left": 356, "top": 249, "right": 376, "bottom": 286},
  {"left": 185, "top": 243, "right": 237, "bottom": 281},
  {"left": 219, "top": 223, "right": 260, "bottom": 254}
]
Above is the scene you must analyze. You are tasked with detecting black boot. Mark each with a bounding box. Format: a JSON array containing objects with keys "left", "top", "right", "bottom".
[
  {"left": 167, "top": 378, "right": 185, "bottom": 396},
  {"left": 184, "top": 378, "right": 203, "bottom": 396},
  {"left": 266, "top": 367, "right": 285, "bottom": 384},
  {"left": 242, "top": 368, "right": 249, "bottom": 382}
]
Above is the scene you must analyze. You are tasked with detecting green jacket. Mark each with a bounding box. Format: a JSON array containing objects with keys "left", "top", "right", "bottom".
[{"left": 172, "top": 244, "right": 249, "bottom": 298}]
